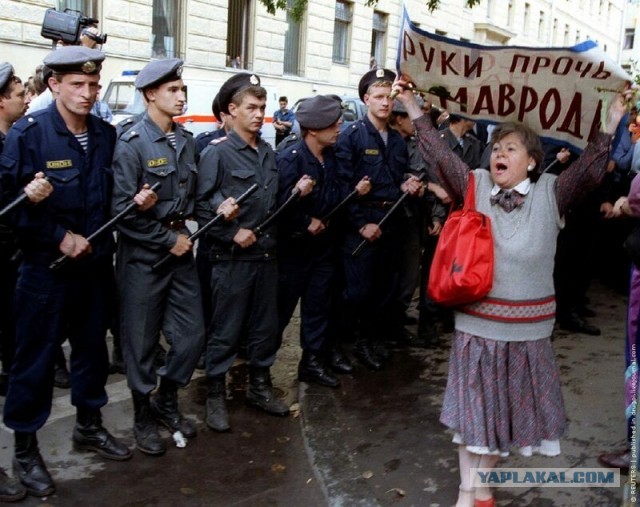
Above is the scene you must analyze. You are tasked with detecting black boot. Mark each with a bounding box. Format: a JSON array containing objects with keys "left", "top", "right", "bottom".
[
  {"left": 132, "top": 391, "right": 165, "bottom": 456},
  {"left": 72, "top": 408, "right": 132, "bottom": 461},
  {"left": 298, "top": 351, "right": 340, "bottom": 388},
  {"left": 353, "top": 339, "right": 382, "bottom": 371},
  {"left": 246, "top": 367, "right": 289, "bottom": 416},
  {"left": 0, "top": 468, "right": 26, "bottom": 502},
  {"left": 12, "top": 432, "right": 55, "bottom": 497},
  {"left": 151, "top": 378, "right": 196, "bottom": 438},
  {"left": 328, "top": 347, "right": 353, "bottom": 374},
  {"left": 415, "top": 314, "right": 440, "bottom": 348},
  {"left": 206, "top": 375, "right": 230, "bottom": 432}
]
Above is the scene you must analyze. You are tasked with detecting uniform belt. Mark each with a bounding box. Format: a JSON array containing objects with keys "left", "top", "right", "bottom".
[
  {"left": 163, "top": 219, "right": 186, "bottom": 231},
  {"left": 362, "top": 200, "right": 394, "bottom": 209}
]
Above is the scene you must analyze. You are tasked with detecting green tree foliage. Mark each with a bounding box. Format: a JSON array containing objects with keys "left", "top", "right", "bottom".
[{"left": 258, "top": 0, "right": 481, "bottom": 22}]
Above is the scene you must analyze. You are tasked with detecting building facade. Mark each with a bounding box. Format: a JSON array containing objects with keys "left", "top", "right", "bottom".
[{"left": 0, "top": 0, "right": 633, "bottom": 108}]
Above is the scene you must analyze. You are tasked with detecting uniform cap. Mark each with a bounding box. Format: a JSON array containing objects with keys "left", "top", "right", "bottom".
[
  {"left": 296, "top": 95, "right": 343, "bottom": 130},
  {"left": 0, "top": 63, "right": 15, "bottom": 94},
  {"left": 135, "top": 58, "right": 184, "bottom": 90},
  {"left": 392, "top": 94, "right": 424, "bottom": 114},
  {"left": 358, "top": 68, "right": 396, "bottom": 101},
  {"left": 212, "top": 93, "right": 221, "bottom": 119},
  {"left": 217, "top": 73, "right": 261, "bottom": 114},
  {"left": 43, "top": 46, "right": 105, "bottom": 75}
]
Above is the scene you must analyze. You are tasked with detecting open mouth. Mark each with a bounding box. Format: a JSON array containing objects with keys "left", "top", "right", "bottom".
[{"left": 495, "top": 162, "right": 508, "bottom": 173}]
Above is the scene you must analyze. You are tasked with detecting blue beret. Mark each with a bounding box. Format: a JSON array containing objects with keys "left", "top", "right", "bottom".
[
  {"left": 135, "top": 58, "right": 184, "bottom": 90},
  {"left": 43, "top": 46, "right": 104, "bottom": 75},
  {"left": 358, "top": 68, "right": 396, "bottom": 101},
  {"left": 296, "top": 95, "right": 343, "bottom": 130},
  {"left": 0, "top": 62, "right": 15, "bottom": 93},
  {"left": 218, "top": 73, "right": 261, "bottom": 114}
]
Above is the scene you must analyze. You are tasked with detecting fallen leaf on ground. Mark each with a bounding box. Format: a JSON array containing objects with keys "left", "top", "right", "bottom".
[{"left": 362, "top": 470, "right": 374, "bottom": 479}]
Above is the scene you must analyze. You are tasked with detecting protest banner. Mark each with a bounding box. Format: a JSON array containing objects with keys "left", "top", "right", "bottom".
[{"left": 395, "top": 7, "right": 631, "bottom": 151}]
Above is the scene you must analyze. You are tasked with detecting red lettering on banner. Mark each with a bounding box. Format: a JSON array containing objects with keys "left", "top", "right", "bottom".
[
  {"left": 552, "top": 57, "right": 572, "bottom": 76},
  {"left": 557, "top": 93, "right": 585, "bottom": 139},
  {"left": 539, "top": 89, "right": 562, "bottom": 129},
  {"left": 591, "top": 62, "right": 611, "bottom": 79},
  {"left": 420, "top": 42, "right": 436, "bottom": 72},
  {"left": 471, "top": 86, "right": 495, "bottom": 115},
  {"left": 464, "top": 55, "right": 483, "bottom": 78},
  {"left": 575, "top": 61, "right": 594, "bottom": 78},
  {"left": 518, "top": 87, "right": 538, "bottom": 122},
  {"left": 441, "top": 51, "right": 459, "bottom": 75},
  {"left": 510, "top": 55, "right": 531, "bottom": 73},
  {"left": 402, "top": 31, "right": 416, "bottom": 62},
  {"left": 498, "top": 84, "right": 517, "bottom": 116},
  {"left": 532, "top": 57, "right": 551, "bottom": 73}
]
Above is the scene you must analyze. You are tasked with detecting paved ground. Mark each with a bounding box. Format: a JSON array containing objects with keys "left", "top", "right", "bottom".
[{"left": 0, "top": 281, "right": 631, "bottom": 506}]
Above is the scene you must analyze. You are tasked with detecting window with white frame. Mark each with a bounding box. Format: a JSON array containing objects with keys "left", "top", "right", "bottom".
[
  {"left": 227, "top": 0, "right": 253, "bottom": 69},
  {"left": 333, "top": 1, "right": 352, "bottom": 65},
  {"left": 284, "top": 0, "right": 302, "bottom": 75},
  {"left": 370, "top": 11, "right": 387, "bottom": 69},
  {"left": 151, "top": 0, "right": 181, "bottom": 59}
]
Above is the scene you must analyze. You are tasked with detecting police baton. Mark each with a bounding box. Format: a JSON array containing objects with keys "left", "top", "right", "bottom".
[
  {"left": 320, "top": 188, "right": 359, "bottom": 224},
  {"left": 253, "top": 187, "right": 302, "bottom": 236},
  {"left": 0, "top": 178, "right": 50, "bottom": 220},
  {"left": 152, "top": 183, "right": 259, "bottom": 272},
  {"left": 50, "top": 182, "right": 161, "bottom": 270},
  {"left": 351, "top": 175, "right": 424, "bottom": 257}
]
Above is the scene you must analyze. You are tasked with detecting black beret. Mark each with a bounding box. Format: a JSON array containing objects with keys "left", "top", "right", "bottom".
[
  {"left": 43, "top": 46, "right": 105, "bottom": 75},
  {"left": 358, "top": 68, "right": 396, "bottom": 101},
  {"left": 0, "top": 62, "right": 15, "bottom": 94},
  {"left": 212, "top": 93, "right": 221, "bottom": 119},
  {"left": 217, "top": 73, "right": 261, "bottom": 114},
  {"left": 296, "top": 95, "right": 343, "bottom": 130},
  {"left": 135, "top": 58, "right": 183, "bottom": 90}
]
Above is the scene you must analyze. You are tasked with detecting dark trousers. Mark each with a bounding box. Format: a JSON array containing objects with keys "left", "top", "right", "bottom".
[
  {"left": 277, "top": 239, "right": 334, "bottom": 353},
  {"left": 341, "top": 225, "right": 401, "bottom": 340},
  {"left": 4, "top": 260, "right": 111, "bottom": 432},
  {"left": 0, "top": 244, "right": 19, "bottom": 376},
  {"left": 206, "top": 260, "right": 278, "bottom": 377},
  {"left": 117, "top": 243, "right": 204, "bottom": 394}
]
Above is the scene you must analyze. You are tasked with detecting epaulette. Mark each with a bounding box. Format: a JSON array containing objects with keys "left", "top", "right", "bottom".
[
  {"left": 12, "top": 115, "right": 38, "bottom": 133},
  {"left": 121, "top": 129, "right": 140, "bottom": 142},
  {"left": 209, "top": 136, "right": 228, "bottom": 145}
]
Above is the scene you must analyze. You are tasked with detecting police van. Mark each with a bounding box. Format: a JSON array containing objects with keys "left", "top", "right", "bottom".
[{"left": 101, "top": 70, "right": 280, "bottom": 146}]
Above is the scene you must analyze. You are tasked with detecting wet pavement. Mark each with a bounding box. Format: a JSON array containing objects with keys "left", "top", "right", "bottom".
[{"left": 0, "top": 281, "right": 631, "bottom": 506}]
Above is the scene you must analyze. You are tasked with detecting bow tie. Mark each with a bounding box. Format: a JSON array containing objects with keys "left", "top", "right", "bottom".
[{"left": 490, "top": 190, "right": 524, "bottom": 213}]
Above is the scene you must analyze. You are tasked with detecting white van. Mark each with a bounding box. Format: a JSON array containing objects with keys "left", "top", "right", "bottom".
[{"left": 102, "top": 70, "right": 279, "bottom": 146}]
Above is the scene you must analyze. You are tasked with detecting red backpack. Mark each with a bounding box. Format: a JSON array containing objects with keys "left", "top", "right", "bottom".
[{"left": 427, "top": 172, "right": 494, "bottom": 307}]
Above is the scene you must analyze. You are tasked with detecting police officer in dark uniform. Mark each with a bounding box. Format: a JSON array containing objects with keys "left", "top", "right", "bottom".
[
  {"left": 196, "top": 73, "right": 314, "bottom": 432},
  {"left": 111, "top": 59, "right": 232, "bottom": 456},
  {"left": 0, "top": 47, "right": 147, "bottom": 498},
  {"left": 195, "top": 93, "right": 228, "bottom": 154},
  {"left": 335, "top": 68, "right": 424, "bottom": 371},
  {"left": 276, "top": 95, "right": 371, "bottom": 388},
  {"left": 0, "top": 62, "right": 53, "bottom": 503}
]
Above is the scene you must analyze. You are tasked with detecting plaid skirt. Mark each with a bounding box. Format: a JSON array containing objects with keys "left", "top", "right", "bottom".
[{"left": 440, "top": 330, "right": 567, "bottom": 457}]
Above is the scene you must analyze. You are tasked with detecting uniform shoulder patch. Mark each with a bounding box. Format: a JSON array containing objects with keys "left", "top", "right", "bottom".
[
  {"left": 210, "top": 136, "right": 228, "bottom": 145},
  {"left": 121, "top": 130, "right": 140, "bottom": 142}
]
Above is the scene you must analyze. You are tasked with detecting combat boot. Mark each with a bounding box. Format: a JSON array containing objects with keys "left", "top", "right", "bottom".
[
  {"left": 132, "top": 391, "right": 165, "bottom": 456},
  {"left": 72, "top": 408, "right": 132, "bottom": 461},
  {"left": 12, "top": 432, "right": 55, "bottom": 497},
  {"left": 328, "top": 346, "right": 353, "bottom": 374},
  {"left": 151, "top": 378, "right": 197, "bottom": 438},
  {"left": 0, "top": 468, "right": 26, "bottom": 502},
  {"left": 298, "top": 351, "right": 340, "bottom": 388},
  {"left": 206, "top": 375, "right": 230, "bottom": 432},
  {"left": 353, "top": 338, "right": 382, "bottom": 371},
  {"left": 246, "top": 367, "right": 289, "bottom": 416}
]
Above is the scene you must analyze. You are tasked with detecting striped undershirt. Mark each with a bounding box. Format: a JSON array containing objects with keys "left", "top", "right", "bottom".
[
  {"left": 75, "top": 131, "right": 89, "bottom": 152},
  {"left": 166, "top": 131, "right": 176, "bottom": 149}
]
